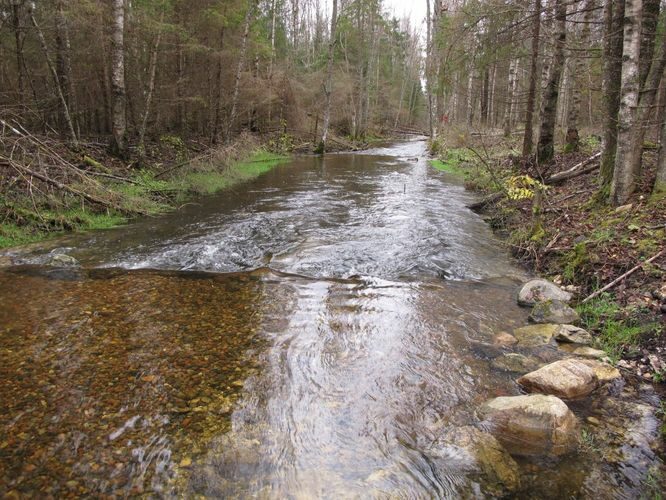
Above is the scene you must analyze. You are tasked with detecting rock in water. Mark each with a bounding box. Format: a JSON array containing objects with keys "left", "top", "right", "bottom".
[
  {"left": 517, "top": 279, "right": 572, "bottom": 307},
  {"left": 46, "top": 254, "right": 80, "bottom": 267},
  {"left": 479, "top": 394, "right": 579, "bottom": 456},
  {"left": 513, "top": 324, "right": 559, "bottom": 347},
  {"left": 430, "top": 426, "right": 520, "bottom": 497},
  {"left": 493, "top": 332, "right": 518, "bottom": 346},
  {"left": 517, "top": 359, "right": 598, "bottom": 399},
  {"left": 491, "top": 353, "right": 541, "bottom": 373},
  {"left": 529, "top": 300, "right": 580, "bottom": 324},
  {"left": 554, "top": 324, "right": 593, "bottom": 345}
]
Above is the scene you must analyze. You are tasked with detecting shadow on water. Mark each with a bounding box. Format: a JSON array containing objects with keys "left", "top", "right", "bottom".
[{"left": 0, "top": 140, "right": 663, "bottom": 498}]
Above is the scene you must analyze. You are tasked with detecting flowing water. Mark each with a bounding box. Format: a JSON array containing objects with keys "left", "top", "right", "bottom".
[{"left": 0, "top": 140, "right": 662, "bottom": 498}]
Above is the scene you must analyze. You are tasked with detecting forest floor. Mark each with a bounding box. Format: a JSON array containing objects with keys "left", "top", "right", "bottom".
[
  {"left": 429, "top": 131, "right": 665, "bottom": 382},
  {"left": 0, "top": 130, "right": 385, "bottom": 249}
]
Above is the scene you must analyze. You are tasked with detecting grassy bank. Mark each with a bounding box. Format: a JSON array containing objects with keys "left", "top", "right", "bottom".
[
  {"left": 428, "top": 133, "right": 665, "bottom": 379},
  {"left": 0, "top": 145, "right": 289, "bottom": 250}
]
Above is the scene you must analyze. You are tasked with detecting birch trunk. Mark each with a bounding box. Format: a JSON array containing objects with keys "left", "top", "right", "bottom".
[
  {"left": 504, "top": 58, "right": 518, "bottom": 137},
  {"left": 110, "top": 0, "right": 127, "bottom": 157},
  {"left": 537, "top": 0, "right": 567, "bottom": 164},
  {"left": 317, "top": 0, "right": 338, "bottom": 153},
  {"left": 610, "top": 0, "right": 642, "bottom": 205},
  {"left": 654, "top": 114, "right": 666, "bottom": 196}
]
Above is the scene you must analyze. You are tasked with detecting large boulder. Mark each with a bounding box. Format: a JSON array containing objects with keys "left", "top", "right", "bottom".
[
  {"left": 429, "top": 426, "right": 520, "bottom": 497},
  {"left": 513, "top": 324, "right": 559, "bottom": 347},
  {"left": 517, "top": 359, "right": 598, "bottom": 399},
  {"left": 529, "top": 300, "right": 580, "bottom": 324},
  {"left": 491, "top": 353, "right": 541, "bottom": 373},
  {"left": 554, "top": 324, "right": 593, "bottom": 345},
  {"left": 479, "top": 394, "right": 579, "bottom": 456},
  {"left": 518, "top": 279, "right": 572, "bottom": 307}
]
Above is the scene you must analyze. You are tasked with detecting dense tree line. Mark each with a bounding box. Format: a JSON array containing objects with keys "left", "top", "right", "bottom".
[
  {"left": 425, "top": 0, "right": 666, "bottom": 203},
  {"left": 0, "top": 0, "right": 425, "bottom": 155}
]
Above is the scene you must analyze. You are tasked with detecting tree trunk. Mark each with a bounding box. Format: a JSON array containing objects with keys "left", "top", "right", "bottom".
[
  {"left": 426, "top": 0, "right": 435, "bottom": 137},
  {"left": 138, "top": 13, "right": 164, "bottom": 154},
  {"left": 317, "top": 0, "right": 337, "bottom": 153},
  {"left": 109, "top": 0, "right": 127, "bottom": 158},
  {"left": 504, "top": 58, "right": 518, "bottom": 137},
  {"left": 11, "top": 3, "right": 26, "bottom": 105},
  {"left": 54, "top": 0, "right": 74, "bottom": 132},
  {"left": 654, "top": 112, "right": 666, "bottom": 196},
  {"left": 610, "top": 0, "right": 642, "bottom": 205},
  {"left": 29, "top": 7, "right": 78, "bottom": 146},
  {"left": 226, "top": 0, "right": 255, "bottom": 143},
  {"left": 599, "top": 0, "right": 625, "bottom": 190},
  {"left": 522, "top": 0, "right": 541, "bottom": 157},
  {"left": 565, "top": 0, "right": 594, "bottom": 152},
  {"left": 537, "top": 0, "right": 567, "bottom": 164}
]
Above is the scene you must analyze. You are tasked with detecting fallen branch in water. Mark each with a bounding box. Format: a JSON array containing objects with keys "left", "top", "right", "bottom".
[{"left": 582, "top": 250, "right": 663, "bottom": 304}]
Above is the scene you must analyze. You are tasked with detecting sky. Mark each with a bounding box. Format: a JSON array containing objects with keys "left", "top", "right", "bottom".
[{"left": 383, "top": 0, "right": 428, "bottom": 30}]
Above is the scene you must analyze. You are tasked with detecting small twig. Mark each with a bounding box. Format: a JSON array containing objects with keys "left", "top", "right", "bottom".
[{"left": 582, "top": 250, "right": 664, "bottom": 303}]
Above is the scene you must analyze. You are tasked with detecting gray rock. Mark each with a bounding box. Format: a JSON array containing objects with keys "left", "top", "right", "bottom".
[
  {"left": 517, "top": 279, "right": 573, "bottom": 307},
  {"left": 513, "top": 324, "right": 559, "bottom": 347},
  {"left": 517, "top": 359, "right": 598, "bottom": 399},
  {"left": 491, "top": 353, "right": 541, "bottom": 373},
  {"left": 46, "top": 254, "right": 80, "bottom": 267},
  {"left": 554, "top": 324, "right": 593, "bottom": 345},
  {"left": 529, "top": 300, "right": 580, "bottom": 324},
  {"left": 479, "top": 394, "right": 579, "bottom": 456}
]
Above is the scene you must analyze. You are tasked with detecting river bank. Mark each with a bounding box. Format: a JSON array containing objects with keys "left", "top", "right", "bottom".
[
  {"left": 428, "top": 133, "right": 665, "bottom": 382},
  {"left": 0, "top": 130, "right": 396, "bottom": 250}
]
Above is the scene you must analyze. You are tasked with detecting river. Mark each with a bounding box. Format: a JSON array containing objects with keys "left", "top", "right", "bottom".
[{"left": 0, "top": 140, "right": 662, "bottom": 498}]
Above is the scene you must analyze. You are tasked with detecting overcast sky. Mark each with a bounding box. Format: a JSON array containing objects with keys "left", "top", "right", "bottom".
[{"left": 383, "top": 0, "right": 428, "bottom": 30}]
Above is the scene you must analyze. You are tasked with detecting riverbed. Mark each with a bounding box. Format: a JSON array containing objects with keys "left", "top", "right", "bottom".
[{"left": 0, "top": 140, "right": 662, "bottom": 498}]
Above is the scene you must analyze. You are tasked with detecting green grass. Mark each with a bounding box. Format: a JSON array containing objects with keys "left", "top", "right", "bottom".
[
  {"left": 428, "top": 148, "right": 472, "bottom": 176},
  {"left": 0, "top": 149, "right": 290, "bottom": 250},
  {"left": 576, "top": 293, "right": 660, "bottom": 361}
]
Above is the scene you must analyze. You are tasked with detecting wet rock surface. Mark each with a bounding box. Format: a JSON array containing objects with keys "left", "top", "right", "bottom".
[
  {"left": 529, "top": 300, "right": 580, "bottom": 324},
  {"left": 513, "top": 323, "right": 559, "bottom": 347},
  {"left": 554, "top": 324, "right": 593, "bottom": 344},
  {"left": 517, "top": 279, "right": 572, "bottom": 307},
  {"left": 491, "top": 353, "right": 541, "bottom": 373},
  {"left": 479, "top": 394, "right": 580, "bottom": 457},
  {"left": 517, "top": 359, "right": 598, "bottom": 399}
]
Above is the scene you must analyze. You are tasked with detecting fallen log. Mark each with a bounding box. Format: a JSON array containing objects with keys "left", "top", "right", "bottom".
[
  {"left": 545, "top": 152, "right": 601, "bottom": 185},
  {"left": 467, "top": 192, "right": 503, "bottom": 211},
  {"left": 581, "top": 250, "right": 664, "bottom": 304}
]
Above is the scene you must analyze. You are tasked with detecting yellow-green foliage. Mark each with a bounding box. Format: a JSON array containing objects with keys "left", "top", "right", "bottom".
[{"left": 504, "top": 175, "right": 547, "bottom": 201}]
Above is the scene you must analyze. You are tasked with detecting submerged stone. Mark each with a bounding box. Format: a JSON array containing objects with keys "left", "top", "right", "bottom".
[
  {"left": 493, "top": 332, "right": 518, "bottom": 346},
  {"left": 517, "top": 279, "right": 572, "bottom": 307},
  {"left": 479, "top": 394, "right": 579, "bottom": 457},
  {"left": 491, "top": 353, "right": 540, "bottom": 373},
  {"left": 513, "top": 324, "right": 559, "bottom": 347},
  {"left": 517, "top": 359, "right": 598, "bottom": 399},
  {"left": 554, "top": 324, "right": 593, "bottom": 345},
  {"left": 529, "top": 300, "right": 579, "bottom": 324},
  {"left": 431, "top": 426, "right": 520, "bottom": 497},
  {"left": 46, "top": 254, "right": 80, "bottom": 267}
]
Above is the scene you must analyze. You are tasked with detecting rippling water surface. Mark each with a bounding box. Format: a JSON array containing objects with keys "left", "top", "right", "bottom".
[{"left": 0, "top": 140, "right": 662, "bottom": 498}]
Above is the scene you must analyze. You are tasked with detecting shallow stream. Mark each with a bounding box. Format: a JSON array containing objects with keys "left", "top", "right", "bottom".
[{"left": 0, "top": 140, "right": 662, "bottom": 498}]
